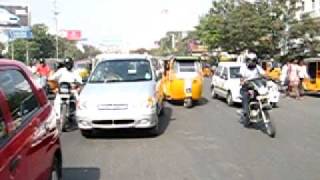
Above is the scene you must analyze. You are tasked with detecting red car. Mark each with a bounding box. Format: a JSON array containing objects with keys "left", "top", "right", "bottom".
[{"left": 0, "top": 59, "right": 62, "bottom": 180}]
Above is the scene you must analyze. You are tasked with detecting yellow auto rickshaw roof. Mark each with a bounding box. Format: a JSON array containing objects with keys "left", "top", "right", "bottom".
[{"left": 173, "top": 56, "right": 201, "bottom": 61}]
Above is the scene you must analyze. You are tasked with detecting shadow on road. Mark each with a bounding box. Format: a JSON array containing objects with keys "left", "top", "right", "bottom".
[
  {"left": 88, "top": 107, "right": 173, "bottom": 139},
  {"left": 167, "top": 97, "right": 209, "bottom": 106},
  {"left": 306, "top": 94, "right": 320, "bottom": 98},
  {"left": 63, "top": 167, "right": 100, "bottom": 180}
]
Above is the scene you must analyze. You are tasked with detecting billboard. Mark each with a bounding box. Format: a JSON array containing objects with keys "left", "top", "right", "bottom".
[
  {"left": 0, "top": 5, "right": 29, "bottom": 27},
  {"left": 61, "top": 30, "right": 82, "bottom": 41}
]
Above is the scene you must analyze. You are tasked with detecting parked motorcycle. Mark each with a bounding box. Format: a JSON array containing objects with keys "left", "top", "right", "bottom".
[
  {"left": 57, "top": 82, "right": 79, "bottom": 132},
  {"left": 241, "top": 77, "right": 276, "bottom": 138}
]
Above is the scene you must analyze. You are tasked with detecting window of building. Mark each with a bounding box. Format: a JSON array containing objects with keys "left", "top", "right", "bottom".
[
  {"left": 312, "top": 0, "right": 315, "bottom": 10},
  {"left": 0, "top": 70, "right": 39, "bottom": 131}
]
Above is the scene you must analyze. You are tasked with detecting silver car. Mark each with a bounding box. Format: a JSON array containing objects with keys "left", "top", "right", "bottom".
[{"left": 76, "top": 54, "right": 164, "bottom": 137}]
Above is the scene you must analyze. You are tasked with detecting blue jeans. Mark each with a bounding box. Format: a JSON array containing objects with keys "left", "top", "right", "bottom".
[{"left": 240, "top": 86, "right": 249, "bottom": 117}]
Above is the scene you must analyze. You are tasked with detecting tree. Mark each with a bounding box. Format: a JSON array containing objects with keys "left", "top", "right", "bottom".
[
  {"left": 82, "top": 45, "right": 101, "bottom": 58},
  {"left": 195, "top": 0, "right": 320, "bottom": 59},
  {"left": 31, "top": 24, "right": 56, "bottom": 59}
]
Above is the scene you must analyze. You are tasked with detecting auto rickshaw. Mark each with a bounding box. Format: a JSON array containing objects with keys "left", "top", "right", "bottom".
[
  {"left": 163, "top": 56, "right": 203, "bottom": 108},
  {"left": 74, "top": 60, "right": 92, "bottom": 81},
  {"left": 303, "top": 58, "right": 320, "bottom": 93},
  {"left": 261, "top": 60, "right": 281, "bottom": 81}
]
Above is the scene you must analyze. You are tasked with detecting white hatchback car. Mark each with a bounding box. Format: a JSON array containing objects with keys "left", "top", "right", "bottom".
[
  {"left": 210, "top": 62, "right": 242, "bottom": 106},
  {"left": 76, "top": 54, "right": 164, "bottom": 137},
  {"left": 211, "top": 62, "right": 280, "bottom": 107}
]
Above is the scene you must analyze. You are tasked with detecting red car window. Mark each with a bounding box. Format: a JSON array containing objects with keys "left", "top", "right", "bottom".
[
  {"left": 0, "top": 70, "right": 40, "bottom": 131},
  {"left": 0, "top": 110, "right": 6, "bottom": 141}
]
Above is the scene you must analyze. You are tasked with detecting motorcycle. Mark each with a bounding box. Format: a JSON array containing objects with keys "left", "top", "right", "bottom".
[
  {"left": 57, "top": 82, "right": 79, "bottom": 132},
  {"left": 241, "top": 77, "right": 276, "bottom": 138}
]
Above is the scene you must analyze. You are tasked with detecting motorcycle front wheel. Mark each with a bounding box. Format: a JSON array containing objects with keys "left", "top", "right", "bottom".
[
  {"left": 59, "top": 104, "right": 68, "bottom": 133},
  {"left": 262, "top": 110, "right": 276, "bottom": 138}
]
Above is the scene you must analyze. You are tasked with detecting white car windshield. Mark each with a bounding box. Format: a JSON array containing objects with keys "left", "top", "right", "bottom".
[{"left": 89, "top": 59, "right": 153, "bottom": 83}]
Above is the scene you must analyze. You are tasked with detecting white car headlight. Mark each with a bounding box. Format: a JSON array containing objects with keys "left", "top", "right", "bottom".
[
  {"left": 139, "top": 96, "right": 156, "bottom": 109},
  {"left": 78, "top": 100, "right": 88, "bottom": 110}
]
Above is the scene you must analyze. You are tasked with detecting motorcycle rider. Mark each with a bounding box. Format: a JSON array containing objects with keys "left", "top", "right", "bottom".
[
  {"left": 49, "top": 57, "right": 82, "bottom": 126},
  {"left": 240, "top": 56, "right": 265, "bottom": 126}
]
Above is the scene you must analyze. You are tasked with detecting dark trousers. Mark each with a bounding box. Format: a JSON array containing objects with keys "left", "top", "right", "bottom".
[{"left": 240, "top": 86, "right": 249, "bottom": 117}]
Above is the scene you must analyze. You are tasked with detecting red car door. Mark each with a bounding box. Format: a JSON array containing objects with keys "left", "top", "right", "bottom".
[
  {"left": 0, "top": 68, "right": 44, "bottom": 180},
  {"left": 0, "top": 91, "right": 12, "bottom": 179}
]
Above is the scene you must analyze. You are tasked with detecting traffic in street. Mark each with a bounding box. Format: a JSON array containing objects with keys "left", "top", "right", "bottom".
[
  {"left": 1, "top": 0, "right": 320, "bottom": 180},
  {"left": 61, "top": 79, "right": 320, "bottom": 180}
]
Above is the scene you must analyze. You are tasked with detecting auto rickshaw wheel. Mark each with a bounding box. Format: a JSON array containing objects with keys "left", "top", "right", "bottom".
[{"left": 184, "top": 98, "right": 193, "bottom": 108}]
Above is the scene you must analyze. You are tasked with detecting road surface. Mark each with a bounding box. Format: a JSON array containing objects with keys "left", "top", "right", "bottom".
[{"left": 61, "top": 79, "right": 320, "bottom": 180}]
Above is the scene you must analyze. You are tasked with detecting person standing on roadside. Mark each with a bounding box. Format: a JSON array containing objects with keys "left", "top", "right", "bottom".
[
  {"left": 298, "top": 58, "right": 309, "bottom": 98},
  {"left": 288, "top": 58, "right": 300, "bottom": 99}
]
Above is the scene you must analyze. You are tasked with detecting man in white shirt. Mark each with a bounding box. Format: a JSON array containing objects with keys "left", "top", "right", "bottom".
[
  {"left": 49, "top": 57, "right": 82, "bottom": 124},
  {"left": 240, "top": 58, "right": 265, "bottom": 126}
]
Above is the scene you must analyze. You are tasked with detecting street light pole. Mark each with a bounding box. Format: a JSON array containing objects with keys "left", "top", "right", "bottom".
[
  {"left": 26, "top": 0, "right": 31, "bottom": 65},
  {"left": 53, "top": 0, "right": 59, "bottom": 61}
]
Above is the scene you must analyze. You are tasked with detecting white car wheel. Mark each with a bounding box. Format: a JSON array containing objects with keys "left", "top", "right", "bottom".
[
  {"left": 211, "top": 86, "right": 217, "bottom": 99},
  {"left": 226, "top": 92, "right": 234, "bottom": 106}
]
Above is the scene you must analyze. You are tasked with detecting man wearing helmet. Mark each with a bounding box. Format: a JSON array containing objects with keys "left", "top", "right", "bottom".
[
  {"left": 239, "top": 56, "right": 265, "bottom": 126},
  {"left": 50, "top": 57, "right": 82, "bottom": 84},
  {"left": 49, "top": 57, "right": 82, "bottom": 122}
]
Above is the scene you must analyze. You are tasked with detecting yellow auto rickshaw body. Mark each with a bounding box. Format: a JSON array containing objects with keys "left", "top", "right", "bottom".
[
  {"left": 74, "top": 60, "right": 92, "bottom": 80},
  {"left": 163, "top": 56, "right": 203, "bottom": 101},
  {"left": 261, "top": 60, "right": 281, "bottom": 81},
  {"left": 303, "top": 58, "right": 320, "bottom": 92}
]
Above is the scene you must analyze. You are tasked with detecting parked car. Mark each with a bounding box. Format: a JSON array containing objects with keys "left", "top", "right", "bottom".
[
  {"left": 210, "top": 62, "right": 243, "bottom": 106},
  {"left": 0, "top": 59, "right": 62, "bottom": 180},
  {"left": 0, "top": 8, "right": 20, "bottom": 26},
  {"left": 77, "top": 54, "right": 164, "bottom": 137}
]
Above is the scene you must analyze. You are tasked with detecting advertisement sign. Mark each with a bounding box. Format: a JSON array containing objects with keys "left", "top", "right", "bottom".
[
  {"left": 8, "top": 26, "right": 32, "bottom": 40},
  {"left": 0, "top": 5, "right": 29, "bottom": 27},
  {"left": 62, "top": 30, "right": 82, "bottom": 41}
]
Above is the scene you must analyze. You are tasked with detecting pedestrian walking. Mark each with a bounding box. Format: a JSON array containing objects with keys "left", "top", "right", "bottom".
[
  {"left": 298, "top": 58, "right": 309, "bottom": 97},
  {"left": 288, "top": 59, "right": 300, "bottom": 99}
]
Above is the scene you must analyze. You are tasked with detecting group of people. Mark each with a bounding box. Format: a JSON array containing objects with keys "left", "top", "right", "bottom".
[{"left": 280, "top": 57, "right": 309, "bottom": 100}]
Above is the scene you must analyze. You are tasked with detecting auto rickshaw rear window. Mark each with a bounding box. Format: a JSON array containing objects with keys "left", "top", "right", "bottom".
[{"left": 178, "top": 61, "right": 196, "bottom": 72}]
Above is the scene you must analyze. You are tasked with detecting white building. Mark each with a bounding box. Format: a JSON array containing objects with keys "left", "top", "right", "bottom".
[{"left": 296, "top": 0, "right": 320, "bottom": 19}]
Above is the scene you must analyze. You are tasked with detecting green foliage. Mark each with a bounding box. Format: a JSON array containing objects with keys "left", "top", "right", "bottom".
[
  {"left": 5, "top": 23, "right": 99, "bottom": 63},
  {"left": 195, "top": 0, "right": 320, "bottom": 59}
]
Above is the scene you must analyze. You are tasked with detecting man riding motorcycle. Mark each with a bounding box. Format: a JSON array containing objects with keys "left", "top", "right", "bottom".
[
  {"left": 240, "top": 57, "right": 265, "bottom": 126},
  {"left": 49, "top": 57, "right": 82, "bottom": 128}
]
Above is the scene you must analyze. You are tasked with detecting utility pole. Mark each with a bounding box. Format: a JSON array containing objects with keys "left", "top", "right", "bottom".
[
  {"left": 53, "top": 0, "right": 59, "bottom": 61},
  {"left": 26, "top": 0, "right": 31, "bottom": 65}
]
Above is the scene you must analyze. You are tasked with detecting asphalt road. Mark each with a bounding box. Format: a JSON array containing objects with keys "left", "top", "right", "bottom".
[{"left": 61, "top": 79, "right": 320, "bottom": 180}]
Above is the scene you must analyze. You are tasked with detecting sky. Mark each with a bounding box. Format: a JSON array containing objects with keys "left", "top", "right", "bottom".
[{"left": 1, "top": 0, "right": 212, "bottom": 50}]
